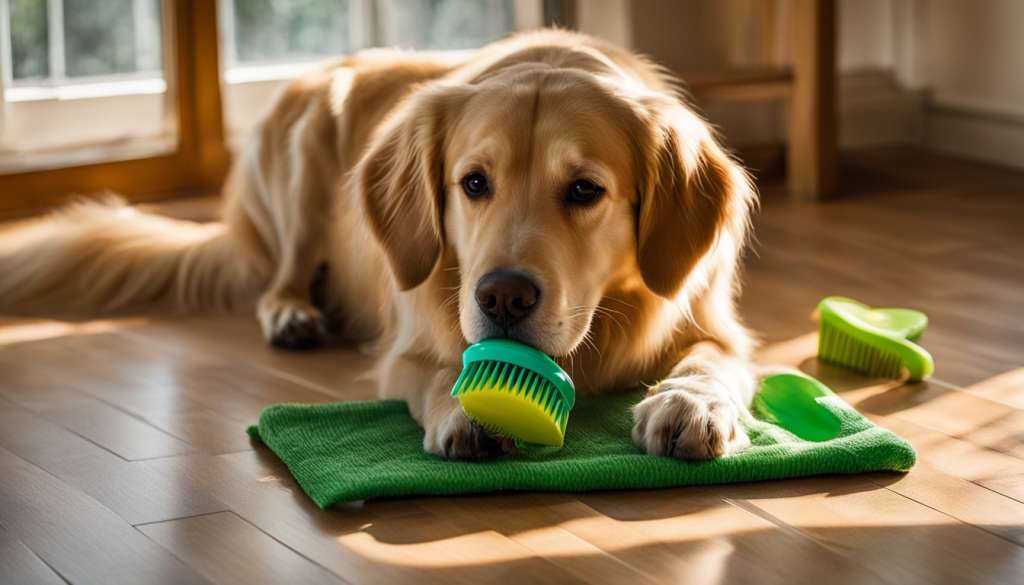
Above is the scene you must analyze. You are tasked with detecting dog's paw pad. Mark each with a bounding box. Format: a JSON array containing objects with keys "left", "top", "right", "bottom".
[
  {"left": 425, "top": 409, "right": 515, "bottom": 461},
  {"left": 258, "top": 296, "right": 327, "bottom": 350},
  {"left": 632, "top": 381, "right": 749, "bottom": 460}
]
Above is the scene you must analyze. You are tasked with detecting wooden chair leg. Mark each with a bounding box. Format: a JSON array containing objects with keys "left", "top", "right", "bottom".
[{"left": 788, "top": 0, "right": 838, "bottom": 199}]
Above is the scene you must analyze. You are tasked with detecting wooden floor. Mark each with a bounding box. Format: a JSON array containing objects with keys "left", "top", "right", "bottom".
[{"left": 1, "top": 146, "right": 1022, "bottom": 584}]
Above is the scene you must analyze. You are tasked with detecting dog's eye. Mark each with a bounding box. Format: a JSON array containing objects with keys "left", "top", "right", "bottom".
[
  {"left": 565, "top": 179, "right": 605, "bottom": 205},
  {"left": 461, "top": 172, "right": 490, "bottom": 199}
]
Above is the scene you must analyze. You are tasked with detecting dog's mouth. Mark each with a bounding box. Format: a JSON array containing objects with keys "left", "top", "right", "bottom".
[{"left": 466, "top": 306, "right": 595, "bottom": 359}]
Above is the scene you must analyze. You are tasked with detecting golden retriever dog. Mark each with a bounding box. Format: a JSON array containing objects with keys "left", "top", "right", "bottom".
[{"left": 0, "top": 30, "right": 757, "bottom": 460}]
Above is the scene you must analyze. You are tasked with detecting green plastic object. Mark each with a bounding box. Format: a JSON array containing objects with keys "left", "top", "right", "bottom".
[
  {"left": 450, "top": 338, "right": 576, "bottom": 447},
  {"left": 817, "top": 296, "right": 934, "bottom": 381},
  {"left": 753, "top": 372, "right": 842, "bottom": 442}
]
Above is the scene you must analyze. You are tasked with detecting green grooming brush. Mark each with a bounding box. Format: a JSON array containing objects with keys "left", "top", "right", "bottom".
[
  {"left": 817, "top": 296, "right": 934, "bottom": 381},
  {"left": 450, "top": 338, "right": 575, "bottom": 447}
]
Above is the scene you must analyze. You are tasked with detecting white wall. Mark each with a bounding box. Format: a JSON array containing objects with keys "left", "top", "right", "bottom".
[
  {"left": 924, "top": 0, "right": 1024, "bottom": 118},
  {"left": 839, "top": 0, "right": 894, "bottom": 71},
  {"left": 918, "top": 0, "right": 1024, "bottom": 168}
]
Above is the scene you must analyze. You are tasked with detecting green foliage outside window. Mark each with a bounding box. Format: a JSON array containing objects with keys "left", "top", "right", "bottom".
[{"left": 6, "top": 0, "right": 514, "bottom": 82}]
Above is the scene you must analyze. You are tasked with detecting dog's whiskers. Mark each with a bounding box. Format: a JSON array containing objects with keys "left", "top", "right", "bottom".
[
  {"left": 592, "top": 306, "right": 628, "bottom": 337},
  {"left": 603, "top": 296, "right": 639, "bottom": 311},
  {"left": 439, "top": 290, "right": 462, "bottom": 317},
  {"left": 581, "top": 329, "right": 602, "bottom": 361}
]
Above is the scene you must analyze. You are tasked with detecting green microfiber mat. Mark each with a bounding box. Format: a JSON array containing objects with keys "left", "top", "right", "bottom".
[{"left": 248, "top": 374, "right": 915, "bottom": 507}]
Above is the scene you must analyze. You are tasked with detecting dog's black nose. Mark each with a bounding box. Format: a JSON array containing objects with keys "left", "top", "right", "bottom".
[{"left": 475, "top": 271, "right": 540, "bottom": 328}]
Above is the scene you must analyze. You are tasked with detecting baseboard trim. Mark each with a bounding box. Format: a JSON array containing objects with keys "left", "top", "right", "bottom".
[
  {"left": 924, "top": 104, "right": 1024, "bottom": 171},
  {"left": 697, "top": 68, "right": 1024, "bottom": 173},
  {"left": 837, "top": 70, "right": 1024, "bottom": 172},
  {"left": 839, "top": 69, "right": 925, "bottom": 148}
]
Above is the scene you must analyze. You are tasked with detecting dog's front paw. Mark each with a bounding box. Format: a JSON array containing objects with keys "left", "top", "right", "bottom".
[
  {"left": 257, "top": 293, "right": 327, "bottom": 350},
  {"left": 423, "top": 408, "right": 514, "bottom": 461},
  {"left": 632, "top": 378, "right": 750, "bottom": 460}
]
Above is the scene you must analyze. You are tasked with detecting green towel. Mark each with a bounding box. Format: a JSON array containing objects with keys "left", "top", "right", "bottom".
[{"left": 248, "top": 376, "right": 915, "bottom": 507}]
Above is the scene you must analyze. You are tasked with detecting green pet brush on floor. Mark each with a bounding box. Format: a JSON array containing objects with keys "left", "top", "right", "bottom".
[
  {"left": 817, "top": 296, "right": 934, "bottom": 381},
  {"left": 451, "top": 338, "right": 575, "bottom": 447}
]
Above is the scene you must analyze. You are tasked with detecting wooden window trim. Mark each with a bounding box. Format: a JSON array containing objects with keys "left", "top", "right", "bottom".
[{"left": 0, "top": 0, "right": 228, "bottom": 219}]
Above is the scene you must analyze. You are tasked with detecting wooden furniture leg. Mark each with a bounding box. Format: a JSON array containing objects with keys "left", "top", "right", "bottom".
[{"left": 789, "top": 0, "right": 838, "bottom": 199}]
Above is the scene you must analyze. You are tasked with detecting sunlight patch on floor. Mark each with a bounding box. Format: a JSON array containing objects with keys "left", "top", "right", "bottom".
[
  {"left": 754, "top": 331, "right": 818, "bottom": 368},
  {"left": 339, "top": 529, "right": 530, "bottom": 567},
  {"left": 0, "top": 317, "right": 148, "bottom": 346},
  {"left": 337, "top": 505, "right": 747, "bottom": 568},
  {"left": 337, "top": 499, "right": 991, "bottom": 573},
  {"left": 962, "top": 368, "right": 1024, "bottom": 409}
]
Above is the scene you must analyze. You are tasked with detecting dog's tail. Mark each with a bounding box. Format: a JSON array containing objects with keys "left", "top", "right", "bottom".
[{"left": 0, "top": 198, "right": 263, "bottom": 316}]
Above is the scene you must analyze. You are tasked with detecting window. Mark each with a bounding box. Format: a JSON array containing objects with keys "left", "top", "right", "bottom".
[
  {"left": 222, "top": 0, "right": 354, "bottom": 70},
  {"left": 0, "top": 0, "right": 551, "bottom": 217},
  {"left": 219, "top": 0, "right": 536, "bottom": 141},
  {"left": 220, "top": 0, "right": 520, "bottom": 71},
  {"left": 1, "top": 0, "right": 171, "bottom": 166},
  {"left": 6, "top": 0, "right": 164, "bottom": 86},
  {"left": 376, "top": 0, "right": 516, "bottom": 50}
]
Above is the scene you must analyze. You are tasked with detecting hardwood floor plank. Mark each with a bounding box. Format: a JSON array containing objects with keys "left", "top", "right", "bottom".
[
  {"left": 21, "top": 396, "right": 195, "bottom": 461},
  {"left": 432, "top": 491, "right": 878, "bottom": 585},
  {"left": 0, "top": 399, "right": 227, "bottom": 525},
  {"left": 149, "top": 451, "right": 588, "bottom": 585},
  {"left": 136, "top": 410, "right": 255, "bottom": 455},
  {"left": 0, "top": 446, "right": 212, "bottom": 585},
  {"left": 139, "top": 511, "right": 350, "bottom": 585},
  {"left": 983, "top": 475, "right": 1024, "bottom": 504},
  {"left": 148, "top": 357, "right": 356, "bottom": 421},
  {"left": 873, "top": 416, "right": 1024, "bottom": 504},
  {"left": 841, "top": 379, "right": 1024, "bottom": 462},
  {"left": 425, "top": 494, "right": 661, "bottom": 585},
  {"left": 0, "top": 328, "right": 341, "bottom": 454},
  {"left": 338, "top": 510, "right": 591, "bottom": 585},
  {"left": 0, "top": 528, "right": 66, "bottom": 585},
  {"left": 115, "top": 317, "right": 378, "bottom": 400},
  {"left": 867, "top": 461, "right": 1024, "bottom": 546},
  {"left": 575, "top": 487, "right": 895, "bottom": 585},
  {"left": 732, "top": 476, "right": 1024, "bottom": 585}
]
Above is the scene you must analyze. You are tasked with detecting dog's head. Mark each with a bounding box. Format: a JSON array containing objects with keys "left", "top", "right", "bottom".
[{"left": 359, "top": 52, "right": 752, "bottom": 357}]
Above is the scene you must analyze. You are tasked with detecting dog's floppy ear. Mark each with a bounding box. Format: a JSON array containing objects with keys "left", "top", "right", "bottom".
[
  {"left": 636, "top": 97, "right": 754, "bottom": 298},
  {"left": 358, "top": 86, "right": 467, "bottom": 290}
]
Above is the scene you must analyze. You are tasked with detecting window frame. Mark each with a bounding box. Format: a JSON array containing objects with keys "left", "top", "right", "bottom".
[{"left": 0, "top": 0, "right": 227, "bottom": 218}]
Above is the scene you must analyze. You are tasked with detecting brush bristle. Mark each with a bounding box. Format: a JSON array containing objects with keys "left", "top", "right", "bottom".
[
  {"left": 452, "top": 360, "right": 571, "bottom": 427},
  {"left": 818, "top": 322, "right": 904, "bottom": 378}
]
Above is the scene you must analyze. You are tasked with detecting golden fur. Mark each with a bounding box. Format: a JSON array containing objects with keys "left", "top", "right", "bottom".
[{"left": 0, "top": 30, "right": 758, "bottom": 460}]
